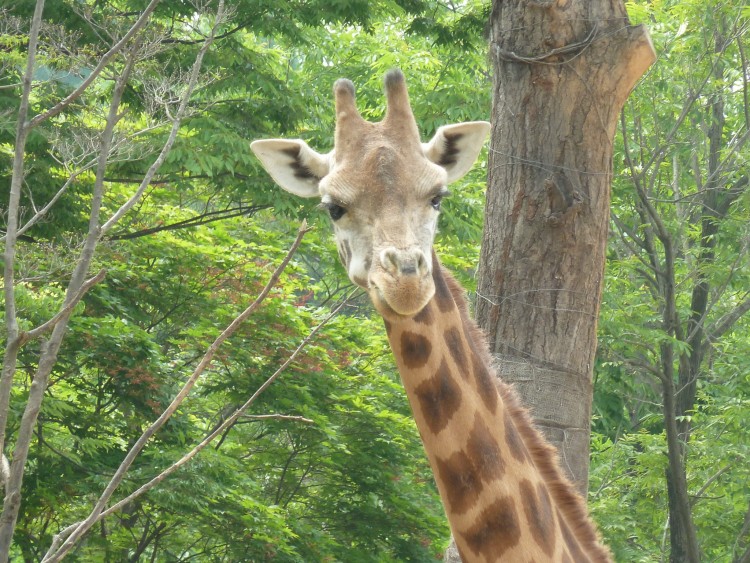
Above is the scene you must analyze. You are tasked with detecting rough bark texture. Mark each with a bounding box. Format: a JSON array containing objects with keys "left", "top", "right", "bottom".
[{"left": 476, "top": 1, "right": 655, "bottom": 493}]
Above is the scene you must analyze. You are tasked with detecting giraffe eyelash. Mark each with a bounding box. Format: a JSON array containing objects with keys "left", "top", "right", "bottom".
[
  {"left": 430, "top": 188, "right": 451, "bottom": 211},
  {"left": 319, "top": 200, "right": 347, "bottom": 221}
]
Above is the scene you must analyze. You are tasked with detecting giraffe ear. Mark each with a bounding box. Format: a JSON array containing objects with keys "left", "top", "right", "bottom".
[
  {"left": 250, "top": 139, "right": 331, "bottom": 198},
  {"left": 422, "top": 121, "right": 491, "bottom": 183}
]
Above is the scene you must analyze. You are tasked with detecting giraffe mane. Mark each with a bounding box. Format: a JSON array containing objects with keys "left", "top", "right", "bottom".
[{"left": 439, "top": 265, "right": 612, "bottom": 562}]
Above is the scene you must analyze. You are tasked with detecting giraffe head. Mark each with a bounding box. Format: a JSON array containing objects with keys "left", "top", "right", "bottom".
[{"left": 251, "top": 70, "right": 489, "bottom": 318}]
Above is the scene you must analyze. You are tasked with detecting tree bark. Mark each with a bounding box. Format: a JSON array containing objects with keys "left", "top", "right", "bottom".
[{"left": 476, "top": 1, "right": 655, "bottom": 492}]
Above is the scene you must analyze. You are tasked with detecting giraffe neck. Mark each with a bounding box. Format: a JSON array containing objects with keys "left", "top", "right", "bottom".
[{"left": 383, "top": 253, "right": 611, "bottom": 563}]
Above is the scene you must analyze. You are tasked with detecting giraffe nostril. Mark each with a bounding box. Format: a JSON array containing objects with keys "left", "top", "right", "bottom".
[
  {"left": 381, "top": 249, "right": 399, "bottom": 274},
  {"left": 416, "top": 252, "right": 428, "bottom": 276}
]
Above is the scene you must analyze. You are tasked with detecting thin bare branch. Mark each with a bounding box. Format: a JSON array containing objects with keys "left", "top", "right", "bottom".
[
  {"left": 689, "top": 464, "right": 731, "bottom": 507},
  {"left": 708, "top": 297, "right": 750, "bottom": 342},
  {"left": 243, "top": 414, "right": 315, "bottom": 423},
  {"left": 27, "top": 0, "right": 162, "bottom": 129},
  {"left": 4, "top": 162, "right": 95, "bottom": 243},
  {"left": 0, "top": 0, "right": 46, "bottom": 489},
  {"left": 106, "top": 204, "right": 271, "bottom": 240}
]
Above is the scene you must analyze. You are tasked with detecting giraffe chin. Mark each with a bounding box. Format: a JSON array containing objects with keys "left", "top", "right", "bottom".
[{"left": 368, "top": 279, "right": 435, "bottom": 319}]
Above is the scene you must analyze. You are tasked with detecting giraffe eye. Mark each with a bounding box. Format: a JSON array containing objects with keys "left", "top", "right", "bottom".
[
  {"left": 325, "top": 202, "right": 346, "bottom": 221},
  {"left": 430, "top": 195, "right": 444, "bottom": 211}
]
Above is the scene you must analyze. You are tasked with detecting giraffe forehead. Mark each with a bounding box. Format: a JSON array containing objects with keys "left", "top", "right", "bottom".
[{"left": 321, "top": 144, "right": 446, "bottom": 207}]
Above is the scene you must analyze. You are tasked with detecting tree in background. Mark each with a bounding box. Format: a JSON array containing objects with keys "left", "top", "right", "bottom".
[
  {"left": 591, "top": 1, "right": 750, "bottom": 561},
  {"left": 476, "top": 0, "right": 654, "bottom": 492}
]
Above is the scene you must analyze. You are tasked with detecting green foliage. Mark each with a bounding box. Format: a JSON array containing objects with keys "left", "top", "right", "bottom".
[
  {"left": 591, "top": 0, "right": 750, "bottom": 559},
  {"left": 0, "top": 0, "right": 495, "bottom": 559},
  {"left": 5, "top": 0, "right": 747, "bottom": 560}
]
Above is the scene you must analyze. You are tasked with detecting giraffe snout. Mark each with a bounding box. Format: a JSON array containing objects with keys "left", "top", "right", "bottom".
[{"left": 370, "top": 247, "right": 434, "bottom": 317}]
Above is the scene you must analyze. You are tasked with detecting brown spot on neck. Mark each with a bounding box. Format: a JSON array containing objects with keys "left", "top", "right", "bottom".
[
  {"left": 412, "top": 302, "right": 434, "bottom": 325},
  {"left": 466, "top": 414, "right": 505, "bottom": 481},
  {"left": 400, "top": 330, "right": 431, "bottom": 369},
  {"left": 461, "top": 496, "right": 521, "bottom": 559},
  {"left": 414, "top": 359, "right": 462, "bottom": 434},
  {"left": 519, "top": 479, "right": 556, "bottom": 556},
  {"left": 435, "top": 449, "right": 483, "bottom": 515},
  {"left": 504, "top": 409, "right": 529, "bottom": 463},
  {"left": 444, "top": 326, "right": 468, "bottom": 376},
  {"left": 469, "top": 344, "right": 498, "bottom": 413}
]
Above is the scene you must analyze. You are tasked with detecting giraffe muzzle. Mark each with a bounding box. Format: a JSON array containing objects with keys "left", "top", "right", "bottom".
[{"left": 369, "top": 247, "right": 434, "bottom": 317}]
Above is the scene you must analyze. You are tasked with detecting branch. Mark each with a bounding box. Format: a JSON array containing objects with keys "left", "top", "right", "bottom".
[
  {"left": 103, "top": 171, "right": 254, "bottom": 184},
  {"left": 242, "top": 414, "right": 315, "bottom": 424},
  {"left": 734, "top": 499, "right": 750, "bottom": 563},
  {"left": 707, "top": 297, "right": 750, "bottom": 342},
  {"left": 715, "top": 175, "right": 749, "bottom": 219},
  {"left": 1, "top": 0, "right": 45, "bottom": 470},
  {"left": 41, "top": 219, "right": 308, "bottom": 563},
  {"left": 106, "top": 204, "right": 270, "bottom": 240},
  {"left": 689, "top": 464, "right": 731, "bottom": 507},
  {"left": 162, "top": 19, "right": 250, "bottom": 45},
  {"left": 7, "top": 164, "right": 94, "bottom": 242},
  {"left": 613, "top": 351, "right": 663, "bottom": 379}
]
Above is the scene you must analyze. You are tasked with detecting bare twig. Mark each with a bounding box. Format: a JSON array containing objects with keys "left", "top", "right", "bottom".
[
  {"left": 708, "top": 296, "right": 750, "bottom": 342},
  {"left": 106, "top": 204, "right": 271, "bottom": 240},
  {"left": 689, "top": 464, "right": 731, "bottom": 507},
  {"left": 27, "top": 0, "right": 162, "bottom": 129},
  {"left": 0, "top": 0, "right": 45, "bottom": 476},
  {"left": 10, "top": 169, "right": 85, "bottom": 241},
  {"left": 19, "top": 269, "right": 107, "bottom": 345},
  {"left": 242, "top": 414, "right": 315, "bottom": 423}
]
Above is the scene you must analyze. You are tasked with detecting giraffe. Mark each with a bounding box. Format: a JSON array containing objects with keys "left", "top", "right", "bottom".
[{"left": 251, "top": 69, "right": 612, "bottom": 562}]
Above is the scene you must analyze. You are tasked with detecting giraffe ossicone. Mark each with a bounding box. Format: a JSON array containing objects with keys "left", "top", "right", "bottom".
[{"left": 251, "top": 69, "right": 612, "bottom": 562}]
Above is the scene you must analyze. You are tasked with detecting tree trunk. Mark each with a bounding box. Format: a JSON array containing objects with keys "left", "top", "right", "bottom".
[{"left": 476, "top": 1, "right": 655, "bottom": 492}]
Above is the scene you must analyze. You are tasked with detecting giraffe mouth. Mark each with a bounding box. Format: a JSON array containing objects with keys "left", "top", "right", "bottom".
[{"left": 368, "top": 275, "right": 435, "bottom": 319}]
